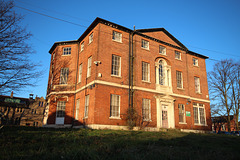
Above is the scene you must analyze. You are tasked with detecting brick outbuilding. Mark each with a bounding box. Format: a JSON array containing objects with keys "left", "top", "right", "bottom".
[{"left": 45, "top": 17, "right": 211, "bottom": 131}]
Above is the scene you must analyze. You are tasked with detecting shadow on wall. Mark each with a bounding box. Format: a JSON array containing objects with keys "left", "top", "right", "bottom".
[{"left": 47, "top": 112, "right": 85, "bottom": 127}]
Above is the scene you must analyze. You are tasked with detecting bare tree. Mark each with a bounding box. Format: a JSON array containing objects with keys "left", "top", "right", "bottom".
[
  {"left": 230, "top": 62, "right": 240, "bottom": 130},
  {"left": 208, "top": 59, "right": 237, "bottom": 131},
  {"left": 0, "top": 0, "right": 41, "bottom": 94}
]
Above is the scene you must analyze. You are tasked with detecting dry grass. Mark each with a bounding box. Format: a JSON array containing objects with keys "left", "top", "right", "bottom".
[{"left": 0, "top": 126, "right": 239, "bottom": 160}]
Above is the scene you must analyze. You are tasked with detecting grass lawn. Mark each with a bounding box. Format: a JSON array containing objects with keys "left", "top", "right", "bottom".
[{"left": 0, "top": 126, "right": 239, "bottom": 160}]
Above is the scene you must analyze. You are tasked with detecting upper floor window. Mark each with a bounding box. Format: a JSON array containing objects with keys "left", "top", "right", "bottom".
[
  {"left": 175, "top": 51, "right": 181, "bottom": 60},
  {"left": 176, "top": 71, "right": 183, "bottom": 88},
  {"left": 193, "top": 103, "right": 206, "bottom": 125},
  {"left": 193, "top": 58, "right": 198, "bottom": 66},
  {"left": 78, "top": 63, "right": 83, "bottom": 83},
  {"left": 142, "top": 62, "right": 150, "bottom": 82},
  {"left": 63, "top": 47, "right": 71, "bottom": 55},
  {"left": 87, "top": 56, "right": 92, "bottom": 78},
  {"left": 110, "top": 94, "right": 120, "bottom": 118},
  {"left": 159, "top": 45, "right": 166, "bottom": 55},
  {"left": 178, "top": 104, "right": 185, "bottom": 123},
  {"left": 89, "top": 33, "right": 93, "bottom": 44},
  {"left": 111, "top": 55, "right": 121, "bottom": 76},
  {"left": 141, "top": 39, "right": 149, "bottom": 50},
  {"left": 80, "top": 42, "right": 84, "bottom": 52},
  {"left": 142, "top": 98, "right": 151, "bottom": 121},
  {"left": 60, "top": 68, "right": 69, "bottom": 84},
  {"left": 156, "top": 59, "right": 171, "bottom": 87},
  {"left": 194, "top": 77, "right": 201, "bottom": 93},
  {"left": 112, "top": 31, "right": 122, "bottom": 42},
  {"left": 159, "top": 60, "right": 164, "bottom": 85}
]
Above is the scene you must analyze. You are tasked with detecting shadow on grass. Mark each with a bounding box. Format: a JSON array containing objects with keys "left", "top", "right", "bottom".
[{"left": 0, "top": 126, "right": 240, "bottom": 160}]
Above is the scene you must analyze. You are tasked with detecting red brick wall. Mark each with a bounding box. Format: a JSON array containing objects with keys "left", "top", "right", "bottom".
[{"left": 46, "top": 21, "right": 211, "bottom": 131}]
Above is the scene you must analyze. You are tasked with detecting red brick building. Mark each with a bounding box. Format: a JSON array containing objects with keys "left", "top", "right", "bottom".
[{"left": 45, "top": 17, "right": 211, "bottom": 131}]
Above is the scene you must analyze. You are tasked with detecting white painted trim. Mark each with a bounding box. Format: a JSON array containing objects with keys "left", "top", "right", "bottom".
[{"left": 47, "top": 80, "right": 210, "bottom": 103}]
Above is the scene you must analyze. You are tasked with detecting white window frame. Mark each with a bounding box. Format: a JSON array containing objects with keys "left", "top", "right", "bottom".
[
  {"left": 159, "top": 45, "right": 166, "bottom": 55},
  {"left": 112, "top": 31, "right": 122, "bottom": 43},
  {"left": 111, "top": 55, "right": 121, "bottom": 77},
  {"left": 110, "top": 94, "right": 120, "bottom": 118},
  {"left": 175, "top": 51, "right": 181, "bottom": 60},
  {"left": 142, "top": 62, "right": 150, "bottom": 82},
  {"left": 84, "top": 95, "right": 89, "bottom": 118},
  {"left": 194, "top": 77, "right": 201, "bottom": 93},
  {"left": 178, "top": 104, "right": 185, "bottom": 123},
  {"left": 75, "top": 99, "right": 80, "bottom": 120},
  {"left": 89, "top": 33, "right": 93, "bottom": 44},
  {"left": 176, "top": 71, "right": 183, "bottom": 89},
  {"left": 78, "top": 63, "right": 83, "bottom": 83},
  {"left": 141, "top": 39, "right": 149, "bottom": 50},
  {"left": 60, "top": 68, "right": 69, "bottom": 84},
  {"left": 56, "top": 101, "right": 66, "bottom": 118},
  {"left": 80, "top": 42, "right": 84, "bottom": 52},
  {"left": 193, "top": 103, "right": 206, "bottom": 125},
  {"left": 87, "top": 56, "right": 92, "bottom": 78},
  {"left": 142, "top": 98, "right": 151, "bottom": 121},
  {"left": 193, "top": 58, "right": 198, "bottom": 66},
  {"left": 63, "top": 47, "right": 71, "bottom": 55}
]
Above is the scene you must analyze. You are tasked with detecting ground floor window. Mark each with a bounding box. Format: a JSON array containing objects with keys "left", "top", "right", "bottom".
[
  {"left": 178, "top": 104, "right": 185, "bottom": 123},
  {"left": 56, "top": 101, "right": 66, "bottom": 118},
  {"left": 142, "top": 98, "right": 151, "bottom": 121},
  {"left": 110, "top": 94, "right": 120, "bottom": 118},
  {"left": 84, "top": 95, "right": 89, "bottom": 118},
  {"left": 193, "top": 103, "right": 206, "bottom": 125}
]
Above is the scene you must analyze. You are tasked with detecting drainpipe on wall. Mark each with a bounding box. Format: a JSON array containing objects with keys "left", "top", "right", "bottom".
[
  {"left": 71, "top": 41, "right": 80, "bottom": 128},
  {"left": 129, "top": 29, "right": 134, "bottom": 111}
]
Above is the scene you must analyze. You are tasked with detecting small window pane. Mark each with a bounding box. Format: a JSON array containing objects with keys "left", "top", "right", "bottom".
[{"left": 63, "top": 47, "right": 71, "bottom": 55}]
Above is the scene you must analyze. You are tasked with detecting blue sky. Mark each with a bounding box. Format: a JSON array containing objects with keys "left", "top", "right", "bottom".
[{"left": 9, "top": 0, "right": 240, "bottom": 98}]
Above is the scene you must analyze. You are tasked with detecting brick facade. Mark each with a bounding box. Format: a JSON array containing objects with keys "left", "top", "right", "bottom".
[{"left": 46, "top": 18, "right": 211, "bottom": 131}]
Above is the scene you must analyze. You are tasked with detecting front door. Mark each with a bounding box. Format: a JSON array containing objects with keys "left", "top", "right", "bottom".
[{"left": 162, "top": 105, "right": 168, "bottom": 128}]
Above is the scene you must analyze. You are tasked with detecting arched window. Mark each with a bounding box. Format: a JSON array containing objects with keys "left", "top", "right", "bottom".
[
  {"left": 159, "top": 60, "right": 164, "bottom": 85},
  {"left": 156, "top": 59, "right": 172, "bottom": 90}
]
